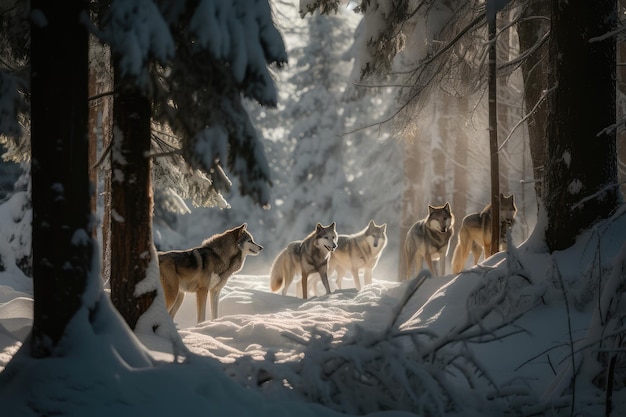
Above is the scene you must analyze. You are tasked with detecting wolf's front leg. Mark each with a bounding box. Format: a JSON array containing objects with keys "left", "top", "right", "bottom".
[
  {"left": 209, "top": 288, "right": 220, "bottom": 320},
  {"left": 351, "top": 267, "right": 362, "bottom": 290},
  {"left": 438, "top": 249, "right": 446, "bottom": 276},
  {"left": 363, "top": 268, "right": 372, "bottom": 287},
  {"left": 319, "top": 267, "right": 331, "bottom": 295},
  {"left": 301, "top": 272, "right": 309, "bottom": 299},
  {"left": 196, "top": 287, "right": 208, "bottom": 323},
  {"left": 424, "top": 252, "right": 437, "bottom": 277}
]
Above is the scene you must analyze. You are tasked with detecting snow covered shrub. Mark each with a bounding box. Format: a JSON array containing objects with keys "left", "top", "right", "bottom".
[{"left": 223, "top": 278, "right": 515, "bottom": 416}]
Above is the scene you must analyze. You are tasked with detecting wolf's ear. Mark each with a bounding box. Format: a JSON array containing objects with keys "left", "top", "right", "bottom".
[
  {"left": 443, "top": 202, "right": 450, "bottom": 210},
  {"left": 315, "top": 223, "right": 323, "bottom": 232},
  {"left": 428, "top": 205, "right": 435, "bottom": 213},
  {"left": 330, "top": 222, "right": 336, "bottom": 230},
  {"left": 238, "top": 223, "right": 247, "bottom": 235},
  {"left": 381, "top": 223, "right": 387, "bottom": 232},
  {"left": 368, "top": 220, "right": 375, "bottom": 227}
]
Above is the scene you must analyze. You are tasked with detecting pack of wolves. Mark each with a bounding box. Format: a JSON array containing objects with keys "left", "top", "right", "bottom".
[{"left": 157, "top": 194, "right": 517, "bottom": 323}]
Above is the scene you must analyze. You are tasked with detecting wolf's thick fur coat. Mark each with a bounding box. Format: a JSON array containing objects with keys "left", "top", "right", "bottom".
[
  {"left": 158, "top": 224, "right": 262, "bottom": 323},
  {"left": 451, "top": 193, "right": 517, "bottom": 274},
  {"left": 404, "top": 203, "right": 454, "bottom": 279},
  {"left": 270, "top": 222, "right": 337, "bottom": 299},
  {"left": 327, "top": 220, "right": 387, "bottom": 290}
]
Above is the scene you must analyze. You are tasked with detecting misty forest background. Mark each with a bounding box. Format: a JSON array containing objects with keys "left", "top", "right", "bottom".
[
  {"left": 0, "top": 1, "right": 555, "bottom": 271},
  {"left": 2, "top": 0, "right": 625, "bottom": 281},
  {"left": 0, "top": 0, "right": 625, "bottom": 410}
]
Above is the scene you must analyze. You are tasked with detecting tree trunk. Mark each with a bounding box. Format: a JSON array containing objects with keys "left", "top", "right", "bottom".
[
  {"left": 544, "top": 0, "right": 619, "bottom": 251},
  {"left": 517, "top": 0, "right": 550, "bottom": 201},
  {"left": 496, "top": 11, "right": 511, "bottom": 195},
  {"left": 488, "top": 11, "right": 500, "bottom": 256},
  {"left": 398, "top": 130, "right": 424, "bottom": 280},
  {"left": 617, "top": 0, "right": 626, "bottom": 198},
  {"left": 88, "top": 70, "right": 98, "bottom": 231},
  {"left": 452, "top": 97, "right": 468, "bottom": 253},
  {"left": 433, "top": 98, "right": 447, "bottom": 205},
  {"left": 100, "top": 74, "right": 113, "bottom": 286},
  {"left": 30, "top": 0, "right": 93, "bottom": 357},
  {"left": 109, "top": 73, "right": 156, "bottom": 330}
]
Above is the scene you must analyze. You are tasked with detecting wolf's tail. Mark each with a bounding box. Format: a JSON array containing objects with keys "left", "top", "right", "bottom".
[
  {"left": 451, "top": 226, "right": 470, "bottom": 274},
  {"left": 270, "top": 249, "right": 288, "bottom": 292}
]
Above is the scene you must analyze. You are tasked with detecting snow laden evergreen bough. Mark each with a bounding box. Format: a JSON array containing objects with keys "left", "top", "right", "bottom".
[{"left": 218, "top": 208, "right": 626, "bottom": 416}]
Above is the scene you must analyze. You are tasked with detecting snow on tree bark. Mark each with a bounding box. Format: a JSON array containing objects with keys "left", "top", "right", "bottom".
[{"left": 109, "top": 80, "right": 157, "bottom": 330}]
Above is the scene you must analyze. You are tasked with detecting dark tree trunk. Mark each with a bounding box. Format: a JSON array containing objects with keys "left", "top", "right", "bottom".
[
  {"left": 544, "top": 0, "right": 619, "bottom": 251},
  {"left": 88, "top": 70, "right": 98, "bottom": 232},
  {"left": 617, "top": 0, "right": 626, "bottom": 198},
  {"left": 109, "top": 72, "right": 156, "bottom": 330},
  {"left": 488, "top": 11, "right": 500, "bottom": 256},
  {"left": 517, "top": 0, "right": 551, "bottom": 201},
  {"left": 399, "top": 131, "right": 424, "bottom": 280},
  {"left": 452, "top": 97, "right": 468, "bottom": 255},
  {"left": 30, "top": 0, "right": 93, "bottom": 357}
]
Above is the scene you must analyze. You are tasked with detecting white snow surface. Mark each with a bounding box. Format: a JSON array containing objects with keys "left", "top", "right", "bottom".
[{"left": 0, "top": 204, "right": 625, "bottom": 416}]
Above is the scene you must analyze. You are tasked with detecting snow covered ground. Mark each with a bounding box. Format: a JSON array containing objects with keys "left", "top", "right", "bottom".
[{"left": 1, "top": 203, "right": 625, "bottom": 416}]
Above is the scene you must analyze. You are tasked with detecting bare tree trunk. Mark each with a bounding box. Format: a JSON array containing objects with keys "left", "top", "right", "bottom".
[
  {"left": 544, "top": 0, "right": 619, "bottom": 251},
  {"left": 88, "top": 71, "right": 98, "bottom": 232},
  {"left": 518, "top": 0, "right": 550, "bottom": 201},
  {"left": 488, "top": 11, "right": 500, "bottom": 256},
  {"left": 433, "top": 99, "right": 446, "bottom": 205},
  {"left": 88, "top": 44, "right": 113, "bottom": 281},
  {"left": 452, "top": 97, "right": 468, "bottom": 252},
  {"left": 496, "top": 11, "right": 512, "bottom": 194},
  {"left": 617, "top": 0, "right": 626, "bottom": 198},
  {"left": 101, "top": 81, "right": 113, "bottom": 286},
  {"left": 30, "top": 0, "right": 92, "bottom": 357},
  {"left": 109, "top": 73, "right": 156, "bottom": 329},
  {"left": 398, "top": 130, "right": 424, "bottom": 280}
]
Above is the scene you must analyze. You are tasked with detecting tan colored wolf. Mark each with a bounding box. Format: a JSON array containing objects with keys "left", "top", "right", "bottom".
[
  {"left": 158, "top": 224, "right": 263, "bottom": 323},
  {"left": 269, "top": 222, "right": 338, "bottom": 299},
  {"left": 451, "top": 193, "right": 517, "bottom": 274},
  {"left": 327, "top": 220, "right": 387, "bottom": 290},
  {"left": 403, "top": 203, "right": 454, "bottom": 279}
]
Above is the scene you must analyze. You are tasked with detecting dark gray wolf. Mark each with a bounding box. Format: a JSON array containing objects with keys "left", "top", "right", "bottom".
[
  {"left": 404, "top": 202, "right": 454, "bottom": 279},
  {"left": 451, "top": 193, "right": 517, "bottom": 274},
  {"left": 269, "top": 222, "right": 338, "bottom": 299},
  {"left": 327, "top": 220, "right": 387, "bottom": 290},
  {"left": 158, "top": 224, "right": 262, "bottom": 323}
]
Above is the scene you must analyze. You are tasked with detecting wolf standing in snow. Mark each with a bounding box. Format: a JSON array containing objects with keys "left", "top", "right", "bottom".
[
  {"left": 327, "top": 220, "right": 387, "bottom": 290},
  {"left": 270, "top": 222, "right": 338, "bottom": 299},
  {"left": 403, "top": 203, "right": 455, "bottom": 279},
  {"left": 451, "top": 193, "right": 517, "bottom": 274},
  {"left": 158, "top": 224, "right": 263, "bottom": 323}
]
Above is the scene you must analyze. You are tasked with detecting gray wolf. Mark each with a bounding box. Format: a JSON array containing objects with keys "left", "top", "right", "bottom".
[
  {"left": 158, "top": 224, "right": 262, "bottom": 323},
  {"left": 403, "top": 202, "right": 454, "bottom": 279},
  {"left": 269, "top": 222, "right": 338, "bottom": 299},
  {"left": 451, "top": 193, "right": 517, "bottom": 274},
  {"left": 327, "top": 220, "right": 388, "bottom": 290}
]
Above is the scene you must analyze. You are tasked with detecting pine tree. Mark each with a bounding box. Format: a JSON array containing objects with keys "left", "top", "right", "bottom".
[
  {"left": 30, "top": 0, "right": 93, "bottom": 357},
  {"left": 96, "top": 0, "right": 288, "bottom": 327},
  {"left": 543, "top": 0, "right": 620, "bottom": 250},
  {"left": 281, "top": 12, "right": 354, "bottom": 237}
]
